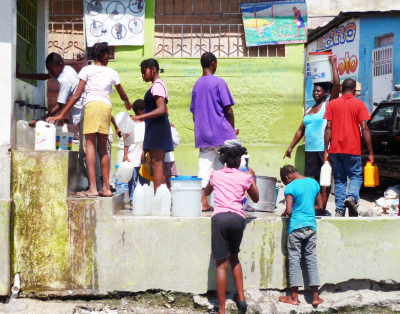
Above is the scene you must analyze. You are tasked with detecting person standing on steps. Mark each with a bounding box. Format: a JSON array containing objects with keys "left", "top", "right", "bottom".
[
  {"left": 191, "top": 52, "right": 239, "bottom": 212},
  {"left": 48, "top": 42, "right": 132, "bottom": 198},
  {"left": 323, "top": 78, "right": 374, "bottom": 217},
  {"left": 131, "top": 58, "right": 173, "bottom": 195},
  {"left": 284, "top": 55, "right": 340, "bottom": 215}
]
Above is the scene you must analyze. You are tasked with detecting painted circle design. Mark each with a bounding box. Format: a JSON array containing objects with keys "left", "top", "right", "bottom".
[
  {"left": 87, "top": 1, "right": 103, "bottom": 16},
  {"left": 90, "top": 20, "right": 105, "bottom": 37},
  {"left": 111, "top": 23, "right": 127, "bottom": 40},
  {"left": 129, "top": 0, "right": 144, "bottom": 13},
  {"left": 106, "top": 1, "right": 126, "bottom": 21},
  {"left": 128, "top": 18, "right": 144, "bottom": 34}
]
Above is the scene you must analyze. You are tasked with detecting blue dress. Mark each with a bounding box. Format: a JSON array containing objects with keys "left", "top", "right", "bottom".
[
  {"left": 296, "top": 12, "right": 305, "bottom": 28},
  {"left": 143, "top": 82, "right": 174, "bottom": 152}
]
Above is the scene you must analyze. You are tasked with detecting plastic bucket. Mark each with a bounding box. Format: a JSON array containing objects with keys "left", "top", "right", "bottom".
[
  {"left": 308, "top": 52, "right": 333, "bottom": 83},
  {"left": 247, "top": 176, "right": 277, "bottom": 212},
  {"left": 56, "top": 132, "right": 73, "bottom": 150},
  {"left": 171, "top": 187, "right": 202, "bottom": 217},
  {"left": 170, "top": 176, "right": 202, "bottom": 189}
]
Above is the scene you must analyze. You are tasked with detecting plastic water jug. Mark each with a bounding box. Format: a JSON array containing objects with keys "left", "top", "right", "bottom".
[
  {"left": 320, "top": 161, "right": 332, "bottom": 187},
  {"left": 132, "top": 184, "right": 146, "bottom": 216},
  {"left": 143, "top": 184, "right": 153, "bottom": 215},
  {"left": 364, "top": 162, "right": 375, "bottom": 187},
  {"left": 116, "top": 138, "right": 125, "bottom": 167},
  {"left": 35, "top": 121, "right": 56, "bottom": 151},
  {"left": 115, "top": 159, "right": 135, "bottom": 183},
  {"left": 115, "top": 112, "right": 135, "bottom": 134},
  {"left": 112, "top": 165, "right": 128, "bottom": 194},
  {"left": 152, "top": 184, "right": 171, "bottom": 217},
  {"left": 16, "top": 120, "right": 35, "bottom": 150},
  {"left": 308, "top": 52, "right": 333, "bottom": 83},
  {"left": 56, "top": 125, "right": 73, "bottom": 150},
  {"left": 139, "top": 152, "right": 153, "bottom": 181}
]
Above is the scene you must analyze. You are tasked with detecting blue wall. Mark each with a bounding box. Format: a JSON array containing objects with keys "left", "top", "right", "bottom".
[{"left": 358, "top": 16, "right": 400, "bottom": 107}]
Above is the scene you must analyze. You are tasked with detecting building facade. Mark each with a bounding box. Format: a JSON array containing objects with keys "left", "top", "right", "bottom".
[{"left": 305, "top": 11, "right": 400, "bottom": 112}]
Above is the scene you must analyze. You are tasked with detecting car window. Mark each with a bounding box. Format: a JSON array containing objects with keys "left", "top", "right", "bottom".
[
  {"left": 394, "top": 106, "right": 400, "bottom": 132},
  {"left": 369, "top": 105, "right": 395, "bottom": 131}
]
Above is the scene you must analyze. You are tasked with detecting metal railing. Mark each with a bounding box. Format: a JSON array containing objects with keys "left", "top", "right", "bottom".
[{"left": 155, "top": 24, "right": 285, "bottom": 58}]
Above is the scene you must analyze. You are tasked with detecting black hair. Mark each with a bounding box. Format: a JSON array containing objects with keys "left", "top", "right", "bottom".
[
  {"left": 132, "top": 99, "right": 145, "bottom": 114},
  {"left": 218, "top": 146, "right": 247, "bottom": 168},
  {"left": 140, "top": 58, "right": 164, "bottom": 73},
  {"left": 342, "top": 78, "right": 357, "bottom": 92},
  {"left": 91, "top": 42, "right": 110, "bottom": 63},
  {"left": 313, "top": 82, "right": 330, "bottom": 93},
  {"left": 280, "top": 165, "right": 297, "bottom": 180},
  {"left": 201, "top": 52, "right": 217, "bottom": 69},
  {"left": 45, "top": 52, "right": 64, "bottom": 66}
]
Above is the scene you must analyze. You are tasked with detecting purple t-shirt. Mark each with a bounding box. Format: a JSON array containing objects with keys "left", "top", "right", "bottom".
[{"left": 190, "top": 75, "right": 237, "bottom": 148}]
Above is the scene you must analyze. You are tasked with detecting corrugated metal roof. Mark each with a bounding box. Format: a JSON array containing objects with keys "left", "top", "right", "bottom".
[{"left": 306, "top": 10, "right": 400, "bottom": 46}]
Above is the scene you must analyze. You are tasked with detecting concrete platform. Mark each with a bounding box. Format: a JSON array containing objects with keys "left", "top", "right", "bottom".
[{"left": 9, "top": 151, "right": 400, "bottom": 296}]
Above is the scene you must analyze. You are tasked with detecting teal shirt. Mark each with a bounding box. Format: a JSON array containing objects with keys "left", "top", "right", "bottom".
[
  {"left": 303, "top": 102, "right": 326, "bottom": 152},
  {"left": 284, "top": 178, "right": 320, "bottom": 234}
]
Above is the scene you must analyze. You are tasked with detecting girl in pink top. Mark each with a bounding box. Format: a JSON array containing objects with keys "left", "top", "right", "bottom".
[{"left": 205, "top": 146, "right": 259, "bottom": 314}]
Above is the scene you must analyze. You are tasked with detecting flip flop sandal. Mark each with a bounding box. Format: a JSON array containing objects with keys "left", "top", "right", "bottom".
[
  {"left": 202, "top": 206, "right": 214, "bottom": 212},
  {"left": 75, "top": 191, "right": 99, "bottom": 198},
  {"left": 244, "top": 204, "right": 257, "bottom": 212}
]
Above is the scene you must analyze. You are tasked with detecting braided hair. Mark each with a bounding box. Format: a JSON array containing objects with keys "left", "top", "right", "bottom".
[
  {"left": 280, "top": 165, "right": 297, "bottom": 180},
  {"left": 218, "top": 146, "right": 248, "bottom": 168},
  {"left": 140, "top": 58, "right": 164, "bottom": 73},
  {"left": 91, "top": 42, "right": 110, "bottom": 63}
]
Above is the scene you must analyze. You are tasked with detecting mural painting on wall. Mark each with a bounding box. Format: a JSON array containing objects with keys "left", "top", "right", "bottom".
[
  {"left": 84, "top": 0, "right": 146, "bottom": 47},
  {"left": 307, "top": 19, "right": 360, "bottom": 81},
  {"left": 241, "top": 0, "right": 308, "bottom": 47}
]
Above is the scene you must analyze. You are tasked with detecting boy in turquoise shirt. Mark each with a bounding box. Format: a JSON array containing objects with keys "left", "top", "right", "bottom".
[{"left": 279, "top": 165, "right": 324, "bottom": 306}]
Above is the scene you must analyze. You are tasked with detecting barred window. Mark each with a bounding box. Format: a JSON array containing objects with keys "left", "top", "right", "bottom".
[
  {"left": 154, "top": 0, "right": 285, "bottom": 58},
  {"left": 48, "top": 0, "right": 86, "bottom": 60},
  {"left": 17, "top": 0, "right": 38, "bottom": 85}
]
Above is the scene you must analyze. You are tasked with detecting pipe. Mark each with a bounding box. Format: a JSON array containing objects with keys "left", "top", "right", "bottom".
[{"left": 11, "top": 273, "right": 20, "bottom": 298}]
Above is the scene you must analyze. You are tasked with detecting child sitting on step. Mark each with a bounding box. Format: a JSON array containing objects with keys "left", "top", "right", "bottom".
[{"left": 279, "top": 164, "right": 324, "bottom": 306}]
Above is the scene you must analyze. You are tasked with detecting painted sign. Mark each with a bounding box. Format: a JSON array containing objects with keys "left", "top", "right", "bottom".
[
  {"left": 241, "top": 0, "right": 308, "bottom": 47},
  {"left": 307, "top": 18, "right": 360, "bottom": 81},
  {"left": 84, "top": 0, "right": 146, "bottom": 47}
]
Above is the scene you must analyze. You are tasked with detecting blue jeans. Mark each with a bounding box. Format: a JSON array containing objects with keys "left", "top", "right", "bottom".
[
  {"left": 330, "top": 153, "right": 363, "bottom": 214},
  {"left": 128, "top": 167, "right": 150, "bottom": 201}
]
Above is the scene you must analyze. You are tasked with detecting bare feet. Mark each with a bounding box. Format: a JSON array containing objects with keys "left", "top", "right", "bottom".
[
  {"left": 279, "top": 295, "right": 299, "bottom": 305},
  {"left": 312, "top": 297, "right": 324, "bottom": 306}
]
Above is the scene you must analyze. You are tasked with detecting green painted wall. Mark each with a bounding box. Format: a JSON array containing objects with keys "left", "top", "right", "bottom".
[{"left": 108, "top": 0, "right": 305, "bottom": 178}]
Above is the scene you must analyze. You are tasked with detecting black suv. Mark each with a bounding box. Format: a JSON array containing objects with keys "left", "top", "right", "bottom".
[{"left": 362, "top": 93, "right": 400, "bottom": 178}]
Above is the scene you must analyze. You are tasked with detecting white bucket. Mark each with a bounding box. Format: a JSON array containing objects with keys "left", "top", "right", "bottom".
[
  {"left": 170, "top": 176, "right": 202, "bottom": 189},
  {"left": 35, "top": 121, "right": 56, "bottom": 151},
  {"left": 171, "top": 187, "right": 202, "bottom": 217},
  {"left": 308, "top": 53, "right": 333, "bottom": 83}
]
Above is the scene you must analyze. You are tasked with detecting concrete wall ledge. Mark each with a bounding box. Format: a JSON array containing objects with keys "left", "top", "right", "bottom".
[
  {"left": 56, "top": 200, "right": 400, "bottom": 294},
  {"left": 13, "top": 188, "right": 400, "bottom": 295}
]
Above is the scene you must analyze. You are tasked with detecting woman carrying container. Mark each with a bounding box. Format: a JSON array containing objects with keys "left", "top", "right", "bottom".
[
  {"left": 131, "top": 58, "right": 173, "bottom": 194},
  {"left": 283, "top": 55, "right": 339, "bottom": 214}
]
